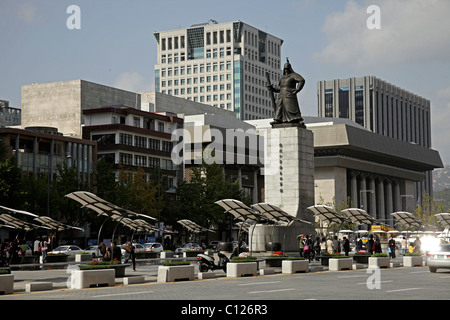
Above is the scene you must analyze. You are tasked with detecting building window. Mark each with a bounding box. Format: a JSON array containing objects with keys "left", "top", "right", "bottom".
[
  {"left": 119, "top": 152, "right": 133, "bottom": 165},
  {"left": 119, "top": 133, "right": 133, "bottom": 146}
]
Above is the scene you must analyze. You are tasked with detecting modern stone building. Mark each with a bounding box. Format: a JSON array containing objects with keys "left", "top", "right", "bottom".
[
  {"left": 0, "top": 100, "right": 21, "bottom": 128},
  {"left": 82, "top": 106, "right": 183, "bottom": 190},
  {"left": 21, "top": 80, "right": 141, "bottom": 138},
  {"left": 0, "top": 126, "right": 96, "bottom": 184},
  {"left": 247, "top": 117, "right": 443, "bottom": 227},
  {"left": 317, "top": 76, "right": 435, "bottom": 204},
  {"left": 153, "top": 20, "right": 283, "bottom": 121}
]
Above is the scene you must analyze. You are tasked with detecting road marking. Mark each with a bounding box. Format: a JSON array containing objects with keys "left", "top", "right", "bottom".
[
  {"left": 238, "top": 281, "right": 281, "bottom": 286},
  {"left": 92, "top": 290, "right": 153, "bottom": 298},
  {"left": 248, "top": 288, "right": 296, "bottom": 294},
  {"left": 409, "top": 271, "right": 429, "bottom": 274},
  {"left": 356, "top": 280, "right": 393, "bottom": 285},
  {"left": 385, "top": 288, "right": 421, "bottom": 293},
  {"left": 338, "top": 275, "right": 369, "bottom": 278}
]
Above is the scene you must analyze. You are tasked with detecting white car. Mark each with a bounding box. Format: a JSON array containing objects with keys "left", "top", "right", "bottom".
[
  {"left": 143, "top": 242, "right": 164, "bottom": 253},
  {"left": 120, "top": 243, "right": 146, "bottom": 256},
  {"left": 427, "top": 244, "right": 450, "bottom": 273},
  {"left": 175, "top": 242, "right": 202, "bottom": 254},
  {"left": 84, "top": 245, "right": 102, "bottom": 258},
  {"left": 49, "top": 245, "right": 83, "bottom": 256}
]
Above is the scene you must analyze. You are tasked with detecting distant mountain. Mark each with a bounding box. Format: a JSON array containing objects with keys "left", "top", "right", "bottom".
[{"left": 433, "top": 164, "right": 450, "bottom": 192}]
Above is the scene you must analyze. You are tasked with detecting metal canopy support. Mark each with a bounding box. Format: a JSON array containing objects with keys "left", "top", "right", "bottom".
[
  {"left": 307, "top": 205, "right": 346, "bottom": 225},
  {"left": 215, "top": 199, "right": 263, "bottom": 256},
  {"left": 65, "top": 191, "right": 157, "bottom": 244},
  {"left": 252, "top": 203, "right": 312, "bottom": 252}
]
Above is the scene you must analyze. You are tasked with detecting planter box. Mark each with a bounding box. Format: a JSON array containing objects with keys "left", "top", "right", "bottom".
[
  {"left": 157, "top": 265, "right": 195, "bottom": 282},
  {"left": 70, "top": 269, "right": 115, "bottom": 289},
  {"left": 282, "top": 259, "right": 309, "bottom": 274},
  {"left": 75, "top": 254, "right": 93, "bottom": 262},
  {"left": 329, "top": 258, "right": 353, "bottom": 271},
  {"left": 0, "top": 274, "right": 14, "bottom": 295},
  {"left": 403, "top": 256, "right": 423, "bottom": 267},
  {"left": 368, "top": 257, "right": 390, "bottom": 268},
  {"left": 265, "top": 257, "right": 287, "bottom": 268},
  {"left": 227, "top": 262, "right": 257, "bottom": 278},
  {"left": 353, "top": 255, "right": 371, "bottom": 264},
  {"left": 183, "top": 251, "right": 203, "bottom": 258},
  {"left": 160, "top": 251, "right": 174, "bottom": 259},
  {"left": 45, "top": 254, "right": 68, "bottom": 263}
]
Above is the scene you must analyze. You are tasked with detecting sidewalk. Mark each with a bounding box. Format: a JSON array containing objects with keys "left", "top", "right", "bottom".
[{"left": 4, "top": 253, "right": 408, "bottom": 294}]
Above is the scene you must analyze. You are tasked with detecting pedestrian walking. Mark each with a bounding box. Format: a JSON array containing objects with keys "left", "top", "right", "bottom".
[
  {"left": 367, "top": 235, "right": 374, "bottom": 254},
  {"left": 320, "top": 237, "right": 327, "bottom": 255},
  {"left": 374, "top": 237, "right": 382, "bottom": 254},
  {"left": 41, "top": 237, "right": 51, "bottom": 263},
  {"left": 123, "top": 241, "right": 136, "bottom": 271},
  {"left": 401, "top": 237, "right": 407, "bottom": 255},
  {"left": 297, "top": 234, "right": 305, "bottom": 257},
  {"left": 332, "top": 236, "right": 341, "bottom": 253}
]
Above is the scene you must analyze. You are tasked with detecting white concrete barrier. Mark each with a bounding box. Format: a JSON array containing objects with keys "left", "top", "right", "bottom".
[
  {"left": 157, "top": 265, "right": 195, "bottom": 282},
  {"left": 71, "top": 269, "right": 115, "bottom": 289},
  {"left": 282, "top": 259, "right": 309, "bottom": 274},
  {"left": 329, "top": 258, "right": 353, "bottom": 271},
  {"left": 0, "top": 274, "right": 14, "bottom": 295},
  {"left": 403, "top": 256, "right": 423, "bottom": 267},
  {"left": 226, "top": 262, "right": 257, "bottom": 277},
  {"left": 26, "top": 282, "right": 53, "bottom": 292}
]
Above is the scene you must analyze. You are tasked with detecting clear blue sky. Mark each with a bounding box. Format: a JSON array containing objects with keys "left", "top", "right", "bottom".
[{"left": 1, "top": 0, "right": 449, "bottom": 164}]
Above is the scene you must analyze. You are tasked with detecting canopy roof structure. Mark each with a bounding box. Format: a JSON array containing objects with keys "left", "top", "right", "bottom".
[
  {"left": 215, "top": 199, "right": 261, "bottom": 222},
  {"left": 0, "top": 205, "right": 39, "bottom": 218},
  {"left": 307, "top": 205, "right": 346, "bottom": 225},
  {"left": 118, "top": 217, "right": 159, "bottom": 233},
  {"left": 65, "top": 191, "right": 156, "bottom": 221},
  {"left": 252, "top": 203, "right": 311, "bottom": 225},
  {"left": 0, "top": 214, "right": 46, "bottom": 231},
  {"left": 177, "top": 219, "right": 215, "bottom": 233},
  {"left": 33, "top": 216, "right": 84, "bottom": 232},
  {"left": 341, "top": 208, "right": 380, "bottom": 225},
  {"left": 435, "top": 213, "right": 450, "bottom": 229},
  {"left": 391, "top": 211, "right": 423, "bottom": 229}
]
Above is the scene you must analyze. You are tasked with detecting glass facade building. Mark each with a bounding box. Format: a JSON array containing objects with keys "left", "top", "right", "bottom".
[{"left": 153, "top": 20, "right": 283, "bottom": 120}]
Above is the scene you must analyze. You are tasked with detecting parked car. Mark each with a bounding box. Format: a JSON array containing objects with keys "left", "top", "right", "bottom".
[
  {"left": 427, "top": 244, "right": 450, "bottom": 273},
  {"left": 84, "top": 245, "right": 102, "bottom": 258},
  {"left": 143, "top": 242, "right": 164, "bottom": 253},
  {"left": 49, "top": 245, "right": 84, "bottom": 256},
  {"left": 174, "top": 242, "right": 202, "bottom": 254},
  {"left": 120, "top": 243, "right": 146, "bottom": 256},
  {"left": 207, "top": 241, "right": 220, "bottom": 250}
]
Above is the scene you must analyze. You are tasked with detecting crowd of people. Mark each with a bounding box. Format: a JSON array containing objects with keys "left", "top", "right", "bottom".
[
  {"left": 296, "top": 233, "right": 424, "bottom": 261},
  {"left": 0, "top": 237, "right": 53, "bottom": 267}
]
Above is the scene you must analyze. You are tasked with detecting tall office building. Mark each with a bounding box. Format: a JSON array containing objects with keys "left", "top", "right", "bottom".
[
  {"left": 317, "top": 76, "right": 435, "bottom": 203},
  {"left": 154, "top": 20, "right": 283, "bottom": 120}
]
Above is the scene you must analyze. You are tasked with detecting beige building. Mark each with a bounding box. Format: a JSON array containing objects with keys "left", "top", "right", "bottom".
[{"left": 21, "top": 80, "right": 141, "bottom": 138}]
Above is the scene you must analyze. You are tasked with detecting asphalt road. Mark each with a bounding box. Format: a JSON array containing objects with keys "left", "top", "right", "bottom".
[{"left": 2, "top": 265, "right": 449, "bottom": 301}]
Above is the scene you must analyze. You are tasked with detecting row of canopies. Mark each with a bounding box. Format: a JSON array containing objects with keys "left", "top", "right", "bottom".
[
  {"left": 0, "top": 205, "right": 83, "bottom": 233},
  {"left": 307, "top": 205, "right": 450, "bottom": 231}
]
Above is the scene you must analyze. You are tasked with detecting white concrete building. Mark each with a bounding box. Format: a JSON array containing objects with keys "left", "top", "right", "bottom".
[{"left": 153, "top": 20, "right": 283, "bottom": 121}]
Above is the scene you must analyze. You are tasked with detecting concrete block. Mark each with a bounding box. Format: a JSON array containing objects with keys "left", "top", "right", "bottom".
[
  {"left": 368, "top": 257, "right": 390, "bottom": 268},
  {"left": 329, "top": 258, "right": 353, "bottom": 271},
  {"left": 0, "top": 274, "right": 14, "bottom": 295},
  {"left": 403, "top": 256, "right": 423, "bottom": 267},
  {"left": 71, "top": 269, "right": 115, "bottom": 289},
  {"left": 352, "top": 263, "right": 366, "bottom": 270},
  {"left": 198, "top": 272, "right": 218, "bottom": 279},
  {"left": 259, "top": 268, "right": 275, "bottom": 275},
  {"left": 123, "top": 276, "right": 145, "bottom": 285},
  {"left": 157, "top": 265, "right": 195, "bottom": 282},
  {"left": 227, "top": 262, "right": 257, "bottom": 277},
  {"left": 25, "top": 282, "right": 53, "bottom": 292},
  {"left": 282, "top": 259, "right": 309, "bottom": 274}
]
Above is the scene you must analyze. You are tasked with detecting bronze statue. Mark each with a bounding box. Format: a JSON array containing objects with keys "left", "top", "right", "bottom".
[{"left": 266, "top": 59, "right": 305, "bottom": 128}]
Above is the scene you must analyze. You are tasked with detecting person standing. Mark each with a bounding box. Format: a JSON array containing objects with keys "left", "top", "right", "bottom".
[
  {"left": 326, "top": 237, "right": 334, "bottom": 254},
  {"left": 41, "top": 237, "right": 51, "bottom": 263},
  {"left": 388, "top": 236, "right": 396, "bottom": 259},
  {"left": 297, "top": 234, "right": 305, "bottom": 257},
  {"left": 332, "top": 236, "right": 341, "bottom": 254},
  {"left": 320, "top": 237, "right": 327, "bottom": 255},
  {"left": 342, "top": 237, "right": 350, "bottom": 256},
  {"left": 33, "top": 238, "right": 41, "bottom": 263},
  {"left": 367, "top": 235, "right": 374, "bottom": 254},
  {"left": 374, "top": 237, "right": 382, "bottom": 254}
]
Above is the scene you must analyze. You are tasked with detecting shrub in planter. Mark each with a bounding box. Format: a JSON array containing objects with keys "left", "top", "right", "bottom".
[
  {"left": 371, "top": 253, "right": 388, "bottom": 258},
  {"left": 231, "top": 256, "right": 257, "bottom": 263},
  {"left": 162, "top": 261, "right": 191, "bottom": 266}
]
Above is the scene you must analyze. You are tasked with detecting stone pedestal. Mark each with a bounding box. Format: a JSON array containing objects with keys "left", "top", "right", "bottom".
[{"left": 252, "top": 124, "right": 315, "bottom": 252}]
